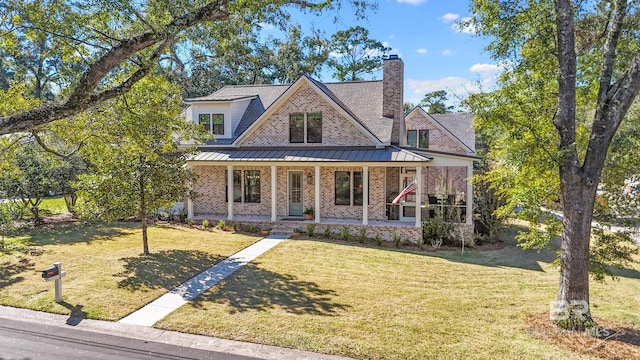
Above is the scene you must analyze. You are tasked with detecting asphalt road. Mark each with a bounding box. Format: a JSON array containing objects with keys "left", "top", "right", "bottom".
[{"left": 0, "top": 317, "right": 258, "bottom": 360}]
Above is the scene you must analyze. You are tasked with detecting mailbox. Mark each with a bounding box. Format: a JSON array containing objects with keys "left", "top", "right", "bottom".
[{"left": 42, "top": 266, "right": 60, "bottom": 279}]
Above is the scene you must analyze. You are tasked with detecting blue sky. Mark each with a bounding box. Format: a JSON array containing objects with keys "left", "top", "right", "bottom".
[{"left": 280, "top": 0, "right": 501, "bottom": 107}]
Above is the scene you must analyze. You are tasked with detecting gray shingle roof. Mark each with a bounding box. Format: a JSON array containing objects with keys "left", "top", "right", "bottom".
[
  {"left": 190, "top": 79, "right": 392, "bottom": 145},
  {"left": 188, "top": 147, "right": 432, "bottom": 163},
  {"left": 428, "top": 113, "right": 475, "bottom": 152}
]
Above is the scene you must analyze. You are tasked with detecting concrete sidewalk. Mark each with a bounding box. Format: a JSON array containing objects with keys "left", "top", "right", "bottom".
[{"left": 120, "top": 235, "right": 288, "bottom": 327}]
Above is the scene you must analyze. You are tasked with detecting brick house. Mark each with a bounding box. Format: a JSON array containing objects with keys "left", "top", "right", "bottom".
[{"left": 182, "top": 56, "right": 477, "bottom": 242}]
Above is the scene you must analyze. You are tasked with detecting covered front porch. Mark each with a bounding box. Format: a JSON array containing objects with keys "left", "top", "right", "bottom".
[{"left": 186, "top": 147, "right": 476, "bottom": 242}]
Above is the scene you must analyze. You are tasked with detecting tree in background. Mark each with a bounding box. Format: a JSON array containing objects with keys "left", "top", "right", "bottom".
[
  {"left": 271, "top": 25, "right": 329, "bottom": 83},
  {"left": 327, "top": 26, "right": 390, "bottom": 81},
  {"left": 468, "top": 0, "right": 640, "bottom": 330},
  {"left": 0, "top": 0, "right": 374, "bottom": 135},
  {"left": 75, "top": 76, "right": 201, "bottom": 255},
  {"left": 0, "top": 142, "right": 72, "bottom": 224},
  {"left": 419, "top": 90, "right": 454, "bottom": 114}
]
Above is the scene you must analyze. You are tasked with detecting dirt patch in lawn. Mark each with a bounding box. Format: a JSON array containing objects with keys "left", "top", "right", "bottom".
[{"left": 526, "top": 313, "right": 640, "bottom": 360}]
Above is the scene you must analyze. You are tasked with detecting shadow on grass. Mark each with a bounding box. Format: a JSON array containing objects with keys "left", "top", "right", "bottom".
[
  {"left": 18, "top": 221, "right": 135, "bottom": 246},
  {"left": 0, "top": 258, "right": 34, "bottom": 288},
  {"left": 116, "top": 250, "right": 225, "bottom": 292},
  {"left": 190, "top": 262, "right": 350, "bottom": 316}
]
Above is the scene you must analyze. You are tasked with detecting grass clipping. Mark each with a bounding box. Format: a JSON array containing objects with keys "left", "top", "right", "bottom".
[{"left": 527, "top": 313, "right": 640, "bottom": 359}]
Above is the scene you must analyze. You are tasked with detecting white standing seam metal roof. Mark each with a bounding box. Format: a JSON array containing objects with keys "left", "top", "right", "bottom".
[{"left": 188, "top": 147, "right": 433, "bottom": 163}]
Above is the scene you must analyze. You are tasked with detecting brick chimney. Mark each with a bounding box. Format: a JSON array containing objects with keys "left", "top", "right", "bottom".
[{"left": 383, "top": 55, "right": 405, "bottom": 146}]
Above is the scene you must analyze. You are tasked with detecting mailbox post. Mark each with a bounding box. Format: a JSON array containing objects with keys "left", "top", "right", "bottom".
[{"left": 42, "top": 262, "right": 66, "bottom": 302}]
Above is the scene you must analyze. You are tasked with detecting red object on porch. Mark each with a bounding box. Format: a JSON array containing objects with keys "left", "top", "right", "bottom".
[{"left": 391, "top": 180, "right": 416, "bottom": 205}]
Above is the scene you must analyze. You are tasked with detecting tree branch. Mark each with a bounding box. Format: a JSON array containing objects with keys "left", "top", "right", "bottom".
[
  {"left": 595, "top": 0, "right": 626, "bottom": 110},
  {"left": 0, "top": 0, "right": 231, "bottom": 135},
  {"left": 31, "top": 131, "right": 83, "bottom": 160}
]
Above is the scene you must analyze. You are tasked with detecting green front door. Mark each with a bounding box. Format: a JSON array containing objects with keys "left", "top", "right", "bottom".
[{"left": 289, "top": 171, "right": 304, "bottom": 216}]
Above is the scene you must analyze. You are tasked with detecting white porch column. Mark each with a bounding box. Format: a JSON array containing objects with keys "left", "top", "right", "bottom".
[
  {"left": 227, "top": 165, "right": 233, "bottom": 221},
  {"left": 315, "top": 166, "right": 321, "bottom": 223},
  {"left": 362, "top": 165, "right": 369, "bottom": 225},
  {"left": 466, "top": 164, "right": 473, "bottom": 225},
  {"left": 271, "top": 165, "right": 277, "bottom": 221},
  {"left": 415, "top": 166, "right": 422, "bottom": 228},
  {"left": 186, "top": 189, "right": 194, "bottom": 220}
]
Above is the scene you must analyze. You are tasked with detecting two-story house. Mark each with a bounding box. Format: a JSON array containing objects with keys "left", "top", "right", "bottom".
[{"left": 182, "top": 56, "right": 477, "bottom": 243}]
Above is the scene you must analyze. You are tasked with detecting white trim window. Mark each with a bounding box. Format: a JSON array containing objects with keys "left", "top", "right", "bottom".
[
  {"left": 289, "top": 112, "right": 322, "bottom": 143},
  {"left": 407, "top": 129, "right": 429, "bottom": 148},
  {"left": 199, "top": 113, "right": 225, "bottom": 135}
]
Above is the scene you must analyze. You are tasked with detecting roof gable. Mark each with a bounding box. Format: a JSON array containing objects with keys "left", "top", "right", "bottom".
[
  {"left": 406, "top": 108, "right": 475, "bottom": 153},
  {"left": 234, "top": 76, "right": 383, "bottom": 147}
]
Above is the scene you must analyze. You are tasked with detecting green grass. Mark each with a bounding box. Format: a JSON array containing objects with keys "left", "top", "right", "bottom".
[
  {"left": 39, "top": 196, "right": 68, "bottom": 215},
  {"left": 0, "top": 222, "right": 260, "bottom": 320},
  {"left": 155, "top": 237, "right": 640, "bottom": 360},
  {"left": 1, "top": 221, "right": 639, "bottom": 359}
]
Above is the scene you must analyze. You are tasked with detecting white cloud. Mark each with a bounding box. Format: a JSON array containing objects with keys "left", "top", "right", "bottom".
[
  {"left": 417, "top": 48, "right": 428, "bottom": 54},
  {"left": 469, "top": 63, "right": 501, "bottom": 73},
  {"left": 441, "top": 13, "right": 459, "bottom": 22},
  {"left": 257, "top": 22, "right": 275, "bottom": 31},
  {"left": 454, "top": 17, "right": 477, "bottom": 34},
  {"left": 442, "top": 49, "right": 452, "bottom": 56},
  {"left": 397, "top": 0, "right": 428, "bottom": 5},
  {"left": 408, "top": 77, "right": 481, "bottom": 97}
]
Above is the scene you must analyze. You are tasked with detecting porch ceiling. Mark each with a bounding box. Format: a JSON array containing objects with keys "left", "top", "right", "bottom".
[{"left": 188, "top": 146, "right": 433, "bottom": 164}]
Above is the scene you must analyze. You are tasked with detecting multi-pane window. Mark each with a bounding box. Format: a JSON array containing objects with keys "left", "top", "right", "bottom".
[
  {"left": 225, "top": 170, "right": 242, "bottom": 202},
  {"left": 199, "top": 114, "right": 211, "bottom": 133},
  {"left": 225, "top": 170, "right": 260, "bottom": 203},
  {"left": 289, "top": 112, "right": 322, "bottom": 143},
  {"left": 212, "top": 114, "right": 224, "bottom": 135},
  {"left": 244, "top": 170, "right": 261, "bottom": 203},
  {"left": 407, "top": 129, "right": 429, "bottom": 148},
  {"left": 289, "top": 113, "right": 304, "bottom": 143},
  {"left": 335, "top": 171, "right": 351, "bottom": 205},
  {"left": 307, "top": 112, "right": 322, "bottom": 143},
  {"left": 335, "top": 171, "right": 366, "bottom": 206},
  {"left": 198, "top": 113, "right": 225, "bottom": 135}
]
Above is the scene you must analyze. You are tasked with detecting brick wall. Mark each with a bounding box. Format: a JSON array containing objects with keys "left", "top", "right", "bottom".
[
  {"left": 191, "top": 165, "right": 272, "bottom": 217},
  {"left": 241, "top": 82, "right": 376, "bottom": 147},
  {"left": 405, "top": 111, "right": 467, "bottom": 154},
  {"left": 320, "top": 166, "right": 386, "bottom": 220},
  {"left": 383, "top": 57, "right": 404, "bottom": 145}
]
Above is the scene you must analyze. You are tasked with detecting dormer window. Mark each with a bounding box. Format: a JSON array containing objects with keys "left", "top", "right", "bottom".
[
  {"left": 407, "top": 129, "right": 429, "bottom": 148},
  {"left": 199, "top": 113, "right": 225, "bottom": 135},
  {"left": 289, "top": 112, "right": 322, "bottom": 143}
]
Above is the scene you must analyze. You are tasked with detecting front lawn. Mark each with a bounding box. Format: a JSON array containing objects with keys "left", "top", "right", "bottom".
[
  {"left": 0, "top": 222, "right": 260, "bottom": 320},
  {"left": 156, "top": 238, "right": 640, "bottom": 360}
]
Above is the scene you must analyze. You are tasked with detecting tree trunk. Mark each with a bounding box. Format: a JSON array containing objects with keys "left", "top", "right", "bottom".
[
  {"left": 556, "top": 165, "right": 598, "bottom": 329},
  {"left": 142, "top": 215, "right": 149, "bottom": 255},
  {"left": 139, "top": 163, "right": 149, "bottom": 255}
]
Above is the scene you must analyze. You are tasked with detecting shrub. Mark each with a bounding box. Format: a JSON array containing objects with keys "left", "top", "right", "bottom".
[
  {"left": 201, "top": 219, "right": 209, "bottom": 229},
  {"left": 178, "top": 209, "right": 188, "bottom": 223},
  {"left": 157, "top": 210, "right": 170, "bottom": 221},
  {"left": 187, "top": 218, "right": 194, "bottom": 226},
  {"left": 340, "top": 226, "right": 350, "bottom": 241},
  {"left": 306, "top": 223, "right": 316, "bottom": 237},
  {"left": 393, "top": 233, "right": 401, "bottom": 248},
  {"left": 358, "top": 228, "right": 367, "bottom": 243},
  {"left": 293, "top": 227, "right": 303, "bottom": 234},
  {"left": 216, "top": 219, "right": 226, "bottom": 230},
  {"left": 323, "top": 225, "right": 331, "bottom": 238},
  {"left": 423, "top": 208, "right": 458, "bottom": 246},
  {"left": 375, "top": 233, "right": 383, "bottom": 246},
  {"left": 247, "top": 224, "right": 256, "bottom": 233},
  {"left": 416, "top": 236, "right": 424, "bottom": 250},
  {"left": 232, "top": 221, "right": 240, "bottom": 231}
]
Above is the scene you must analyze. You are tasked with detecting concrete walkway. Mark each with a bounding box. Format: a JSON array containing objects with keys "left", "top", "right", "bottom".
[{"left": 119, "top": 235, "right": 288, "bottom": 327}]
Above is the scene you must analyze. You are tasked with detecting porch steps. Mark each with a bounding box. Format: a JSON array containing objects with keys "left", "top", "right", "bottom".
[{"left": 267, "top": 220, "right": 314, "bottom": 235}]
